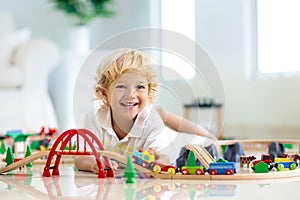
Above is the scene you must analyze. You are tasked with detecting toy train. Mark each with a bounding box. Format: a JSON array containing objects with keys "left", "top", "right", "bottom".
[
  {"left": 208, "top": 161, "right": 236, "bottom": 175},
  {"left": 274, "top": 157, "right": 298, "bottom": 171},
  {"left": 132, "top": 149, "right": 236, "bottom": 175},
  {"left": 250, "top": 153, "right": 299, "bottom": 172},
  {"left": 132, "top": 149, "right": 300, "bottom": 176},
  {"left": 132, "top": 149, "right": 177, "bottom": 175}
]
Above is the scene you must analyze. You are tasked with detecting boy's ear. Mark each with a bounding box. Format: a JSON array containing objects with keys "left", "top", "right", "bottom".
[
  {"left": 96, "top": 87, "right": 107, "bottom": 99},
  {"left": 99, "top": 88, "right": 108, "bottom": 98}
]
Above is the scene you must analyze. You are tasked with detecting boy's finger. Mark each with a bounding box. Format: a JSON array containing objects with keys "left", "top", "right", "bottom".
[{"left": 148, "top": 147, "right": 157, "bottom": 153}]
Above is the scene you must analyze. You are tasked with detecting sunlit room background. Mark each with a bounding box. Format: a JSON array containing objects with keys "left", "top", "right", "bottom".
[{"left": 1, "top": 0, "right": 300, "bottom": 140}]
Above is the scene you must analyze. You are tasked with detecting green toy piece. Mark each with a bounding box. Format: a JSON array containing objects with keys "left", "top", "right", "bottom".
[
  {"left": 254, "top": 161, "right": 269, "bottom": 173},
  {"left": 64, "top": 144, "right": 69, "bottom": 150},
  {"left": 0, "top": 140, "right": 6, "bottom": 154},
  {"left": 25, "top": 145, "right": 32, "bottom": 167},
  {"left": 5, "top": 146, "right": 14, "bottom": 166},
  {"left": 216, "top": 158, "right": 228, "bottom": 162},
  {"left": 64, "top": 141, "right": 76, "bottom": 150},
  {"left": 187, "top": 151, "right": 197, "bottom": 166},
  {"left": 284, "top": 144, "right": 293, "bottom": 150},
  {"left": 72, "top": 140, "right": 77, "bottom": 150},
  {"left": 30, "top": 141, "right": 40, "bottom": 150},
  {"left": 6, "top": 130, "right": 36, "bottom": 143},
  {"left": 124, "top": 156, "right": 137, "bottom": 184}
]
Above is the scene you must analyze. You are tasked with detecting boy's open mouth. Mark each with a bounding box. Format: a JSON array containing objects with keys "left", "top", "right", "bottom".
[{"left": 120, "top": 102, "right": 139, "bottom": 107}]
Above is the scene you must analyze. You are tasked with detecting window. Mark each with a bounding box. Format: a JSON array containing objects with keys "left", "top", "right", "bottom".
[
  {"left": 160, "top": 0, "right": 196, "bottom": 80},
  {"left": 256, "top": 0, "right": 300, "bottom": 75}
]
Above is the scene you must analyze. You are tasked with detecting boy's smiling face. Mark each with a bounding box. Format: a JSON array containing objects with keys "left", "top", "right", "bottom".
[{"left": 106, "top": 71, "right": 150, "bottom": 121}]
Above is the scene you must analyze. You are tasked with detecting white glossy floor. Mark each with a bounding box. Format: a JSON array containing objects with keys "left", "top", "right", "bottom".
[{"left": 1, "top": 165, "right": 300, "bottom": 200}]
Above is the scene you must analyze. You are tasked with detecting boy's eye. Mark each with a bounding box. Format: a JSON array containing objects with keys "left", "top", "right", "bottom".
[
  {"left": 115, "top": 85, "right": 125, "bottom": 89},
  {"left": 137, "top": 85, "right": 146, "bottom": 89}
]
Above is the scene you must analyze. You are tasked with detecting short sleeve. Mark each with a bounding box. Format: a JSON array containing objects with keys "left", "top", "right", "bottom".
[{"left": 77, "top": 111, "right": 103, "bottom": 151}]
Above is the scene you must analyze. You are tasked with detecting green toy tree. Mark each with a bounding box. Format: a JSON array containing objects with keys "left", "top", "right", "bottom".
[
  {"left": 124, "top": 156, "right": 137, "bottom": 184},
  {"left": 0, "top": 140, "right": 6, "bottom": 154},
  {"left": 25, "top": 145, "right": 32, "bottom": 167},
  {"left": 187, "top": 150, "right": 197, "bottom": 166},
  {"left": 5, "top": 146, "right": 14, "bottom": 166},
  {"left": 72, "top": 140, "right": 77, "bottom": 150},
  {"left": 64, "top": 141, "right": 77, "bottom": 150}
]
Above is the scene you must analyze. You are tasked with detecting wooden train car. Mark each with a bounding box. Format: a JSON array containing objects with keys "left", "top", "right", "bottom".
[
  {"left": 208, "top": 159, "right": 236, "bottom": 175},
  {"left": 181, "top": 165, "right": 205, "bottom": 175},
  {"left": 251, "top": 154, "right": 274, "bottom": 171},
  {"left": 274, "top": 158, "right": 298, "bottom": 171},
  {"left": 132, "top": 149, "right": 154, "bottom": 169},
  {"left": 132, "top": 149, "right": 177, "bottom": 175}
]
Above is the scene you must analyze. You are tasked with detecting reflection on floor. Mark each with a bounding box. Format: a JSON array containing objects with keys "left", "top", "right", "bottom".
[{"left": 1, "top": 165, "right": 300, "bottom": 199}]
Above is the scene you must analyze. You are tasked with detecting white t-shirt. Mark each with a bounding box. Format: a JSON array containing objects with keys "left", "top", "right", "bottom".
[{"left": 82, "top": 104, "right": 176, "bottom": 156}]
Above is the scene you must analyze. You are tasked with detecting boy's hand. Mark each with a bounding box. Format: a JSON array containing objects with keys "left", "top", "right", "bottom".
[
  {"left": 91, "top": 161, "right": 100, "bottom": 174},
  {"left": 148, "top": 147, "right": 170, "bottom": 165},
  {"left": 90, "top": 160, "right": 119, "bottom": 173}
]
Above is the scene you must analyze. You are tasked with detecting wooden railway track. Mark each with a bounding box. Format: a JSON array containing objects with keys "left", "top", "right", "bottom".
[
  {"left": 1, "top": 141, "right": 300, "bottom": 180},
  {"left": 0, "top": 150, "right": 49, "bottom": 174}
]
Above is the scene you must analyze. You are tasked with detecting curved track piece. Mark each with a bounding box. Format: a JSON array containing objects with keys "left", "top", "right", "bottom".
[{"left": 0, "top": 151, "right": 49, "bottom": 174}]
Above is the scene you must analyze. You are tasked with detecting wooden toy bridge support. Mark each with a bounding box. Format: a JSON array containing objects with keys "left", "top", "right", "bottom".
[{"left": 42, "top": 129, "right": 114, "bottom": 178}]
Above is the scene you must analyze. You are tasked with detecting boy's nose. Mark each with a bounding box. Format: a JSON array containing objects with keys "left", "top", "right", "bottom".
[{"left": 126, "top": 87, "right": 136, "bottom": 97}]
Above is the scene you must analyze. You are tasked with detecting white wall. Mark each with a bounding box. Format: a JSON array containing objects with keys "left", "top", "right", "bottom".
[
  {"left": 196, "top": 0, "right": 300, "bottom": 139},
  {"left": 1, "top": 0, "right": 300, "bottom": 139}
]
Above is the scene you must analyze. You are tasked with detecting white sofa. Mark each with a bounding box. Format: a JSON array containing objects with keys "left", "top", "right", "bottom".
[{"left": 0, "top": 13, "right": 60, "bottom": 132}]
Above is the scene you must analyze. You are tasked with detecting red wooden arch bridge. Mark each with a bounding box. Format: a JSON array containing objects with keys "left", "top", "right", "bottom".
[{"left": 42, "top": 129, "right": 114, "bottom": 178}]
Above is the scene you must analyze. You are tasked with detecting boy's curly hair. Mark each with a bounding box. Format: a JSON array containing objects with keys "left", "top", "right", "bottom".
[{"left": 94, "top": 48, "right": 158, "bottom": 109}]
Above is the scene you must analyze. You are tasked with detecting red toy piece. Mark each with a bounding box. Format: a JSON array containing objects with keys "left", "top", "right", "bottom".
[
  {"left": 152, "top": 162, "right": 177, "bottom": 175},
  {"left": 251, "top": 154, "right": 273, "bottom": 171},
  {"left": 42, "top": 129, "right": 114, "bottom": 178},
  {"left": 40, "top": 126, "right": 57, "bottom": 143}
]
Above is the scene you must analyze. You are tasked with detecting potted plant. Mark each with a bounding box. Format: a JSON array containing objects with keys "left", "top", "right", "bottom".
[
  {"left": 49, "top": 0, "right": 115, "bottom": 26},
  {"left": 49, "top": 0, "right": 115, "bottom": 53}
]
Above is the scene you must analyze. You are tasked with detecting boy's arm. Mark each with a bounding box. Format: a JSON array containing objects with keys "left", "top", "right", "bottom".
[{"left": 155, "top": 107, "right": 217, "bottom": 140}]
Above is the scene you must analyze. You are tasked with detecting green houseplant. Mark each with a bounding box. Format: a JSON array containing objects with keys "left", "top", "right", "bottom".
[{"left": 50, "top": 0, "right": 115, "bottom": 26}]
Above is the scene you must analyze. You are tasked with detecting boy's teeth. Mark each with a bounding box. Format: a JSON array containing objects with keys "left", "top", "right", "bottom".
[{"left": 122, "top": 102, "right": 136, "bottom": 106}]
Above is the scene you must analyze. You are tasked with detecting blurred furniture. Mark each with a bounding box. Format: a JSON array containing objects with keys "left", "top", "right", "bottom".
[
  {"left": 0, "top": 13, "right": 60, "bottom": 132},
  {"left": 48, "top": 50, "right": 110, "bottom": 131},
  {"left": 183, "top": 100, "right": 223, "bottom": 139}
]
